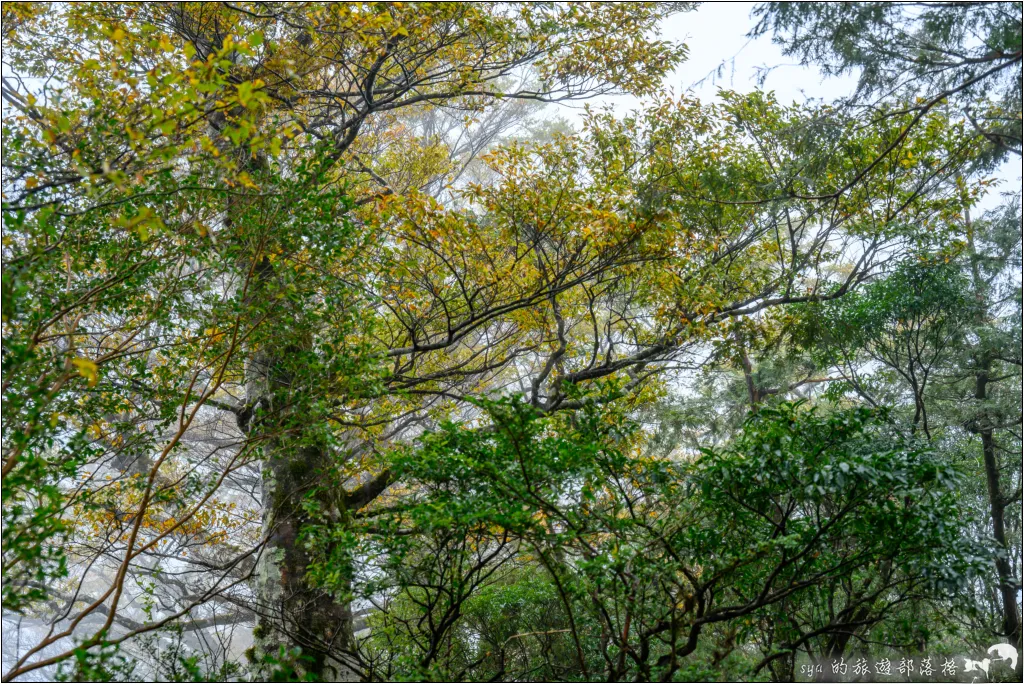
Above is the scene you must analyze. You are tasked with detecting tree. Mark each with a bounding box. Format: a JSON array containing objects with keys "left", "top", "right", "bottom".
[
  {"left": 960, "top": 200, "right": 1023, "bottom": 663},
  {"left": 346, "top": 398, "right": 977, "bottom": 681},
  {"left": 751, "top": 1, "right": 1023, "bottom": 162},
  {"left": 1, "top": 3, "right": 1009, "bottom": 681},
  {"left": 798, "top": 199, "right": 1022, "bottom": 668},
  {"left": 805, "top": 260, "right": 974, "bottom": 438},
  {"left": 2, "top": 3, "right": 694, "bottom": 679}
]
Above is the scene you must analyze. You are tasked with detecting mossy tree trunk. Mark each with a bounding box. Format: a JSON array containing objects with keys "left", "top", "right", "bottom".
[{"left": 246, "top": 346, "right": 358, "bottom": 681}]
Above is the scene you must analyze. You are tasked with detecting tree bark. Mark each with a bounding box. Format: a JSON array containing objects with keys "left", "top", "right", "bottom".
[
  {"left": 975, "top": 360, "right": 1022, "bottom": 666},
  {"left": 247, "top": 347, "right": 359, "bottom": 681}
]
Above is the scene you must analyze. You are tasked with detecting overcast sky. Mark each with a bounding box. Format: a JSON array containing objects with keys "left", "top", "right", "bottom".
[
  {"left": 557, "top": 2, "right": 854, "bottom": 121},
  {"left": 555, "top": 2, "right": 1017, "bottom": 209}
]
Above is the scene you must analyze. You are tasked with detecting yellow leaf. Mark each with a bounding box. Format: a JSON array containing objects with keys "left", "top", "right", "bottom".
[
  {"left": 236, "top": 171, "right": 258, "bottom": 189},
  {"left": 72, "top": 358, "right": 99, "bottom": 387}
]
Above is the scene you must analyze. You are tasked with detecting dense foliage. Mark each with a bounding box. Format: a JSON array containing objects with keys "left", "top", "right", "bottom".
[
  {"left": 349, "top": 399, "right": 978, "bottom": 681},
  {"left": 2, "top": 2, "right": 1020, "bottom": 682}
]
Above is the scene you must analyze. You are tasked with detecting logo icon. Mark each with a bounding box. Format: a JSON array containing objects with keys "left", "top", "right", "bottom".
[
  {"left": 987, "top": 643, "right": 1018, "bottom": 671},
  {"left": 963, "top": 658, "right": 989, "bottom": 676}
]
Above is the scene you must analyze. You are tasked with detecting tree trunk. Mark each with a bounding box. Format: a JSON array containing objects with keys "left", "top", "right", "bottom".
[
  {"left": 247, "top": 347, "right": 359, "bottom": 681},
  {"left": 966, "top": 211, "right": 1022, "bottom": 671},
  {"left": 975, "top": 362, "right": 1022, "bottom": 667},
  {"left": 767, "top": 650, "right": 795, "bottom": 683}
]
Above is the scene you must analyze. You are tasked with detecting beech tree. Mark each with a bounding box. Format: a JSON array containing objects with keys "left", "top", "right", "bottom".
[{"left": 3, "top": 3, "right": 694, "bottom": 679}]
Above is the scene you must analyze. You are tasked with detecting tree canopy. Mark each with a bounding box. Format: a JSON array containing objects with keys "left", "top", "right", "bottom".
[{"left": 2, "top": 2, "right": 1020, "bottom": 682}]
